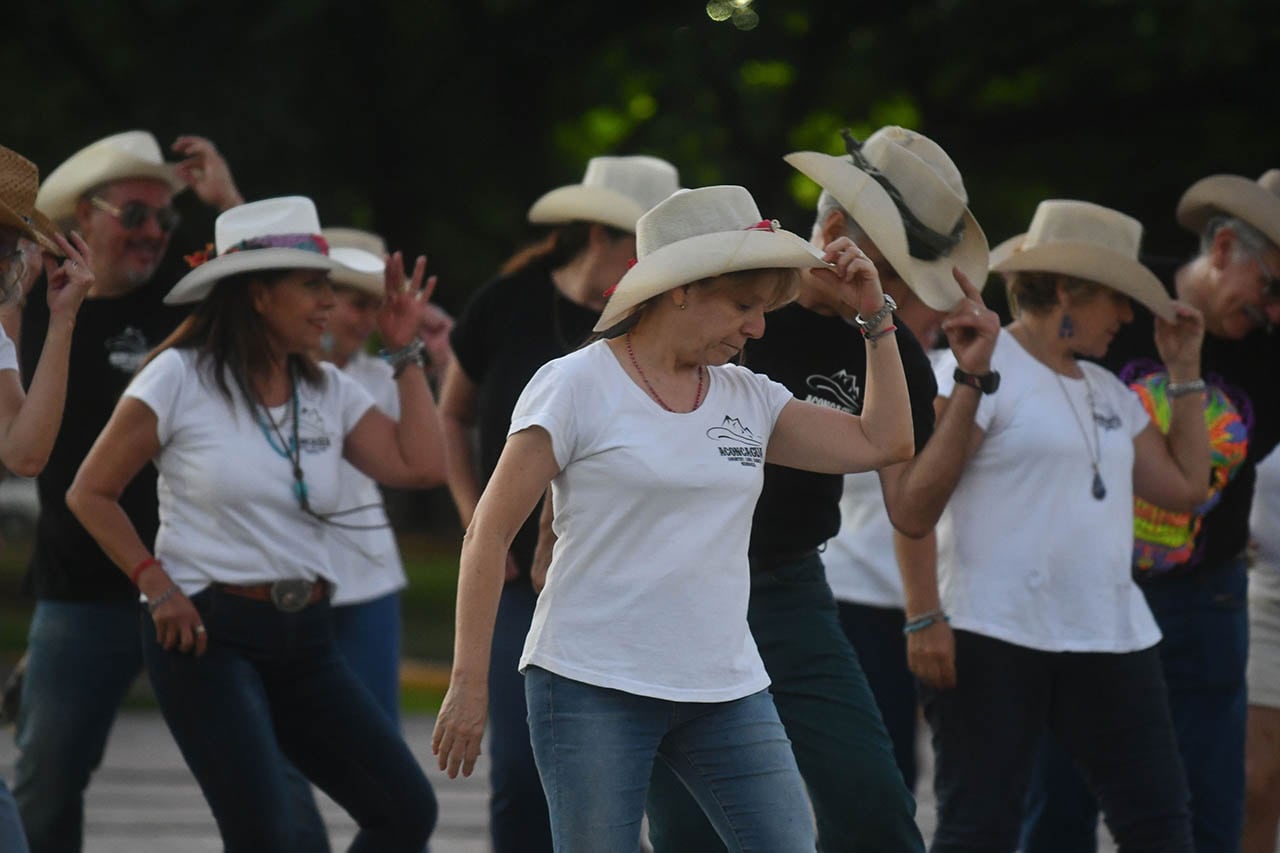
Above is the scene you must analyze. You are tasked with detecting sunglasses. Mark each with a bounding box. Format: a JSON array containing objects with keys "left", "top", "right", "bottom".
[
  {"left": 90, "top": 197, "right": 181, "bottom": 234},
  {"left": 1257, "top": 255, "right": 1280, "bottom": 302}
]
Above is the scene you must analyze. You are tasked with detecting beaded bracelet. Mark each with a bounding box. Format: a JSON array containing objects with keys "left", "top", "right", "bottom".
[
  {"left": 903, "top": 609, "right": 950, "bottom": 635},
  {"left": 147, "top": 584, "right": 180, "bottom": 614}
]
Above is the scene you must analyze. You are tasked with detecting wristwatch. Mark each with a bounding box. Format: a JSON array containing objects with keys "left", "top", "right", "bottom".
[{"left": 953, "top": 367, "right": 1000, "bottom": 394}]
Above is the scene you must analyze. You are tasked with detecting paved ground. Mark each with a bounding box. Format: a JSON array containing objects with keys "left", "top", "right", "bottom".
[{"left": 0, "top": 709, "right": 1127, "bottom": 852}]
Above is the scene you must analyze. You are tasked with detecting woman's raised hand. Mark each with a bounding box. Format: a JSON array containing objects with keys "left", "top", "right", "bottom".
[
  {"left": 380, "top": 250, "right": 437, "bottom": 350},
  {"left": 812, "top": 236, "right": 885, "bottom": 318},
  {"left": 43, "top": 231, "right": 94, "bottom": 320},
  {"left": 1154, "top": 302, "right": 1205, "bottom": 382}
]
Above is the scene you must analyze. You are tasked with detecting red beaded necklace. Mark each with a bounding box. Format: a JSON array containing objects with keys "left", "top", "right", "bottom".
[{"left": 625, "top": 333, "right": 704, "bottom": 413}]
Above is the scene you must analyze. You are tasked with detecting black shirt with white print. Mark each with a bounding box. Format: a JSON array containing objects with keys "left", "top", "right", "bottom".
[{"left": 744, "top": 302, "right": 938, "bottom": 558}]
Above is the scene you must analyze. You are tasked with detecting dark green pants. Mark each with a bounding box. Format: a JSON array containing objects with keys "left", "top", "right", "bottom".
[{"left": 646, "top": 554, "right": 925, "bottom": 852}]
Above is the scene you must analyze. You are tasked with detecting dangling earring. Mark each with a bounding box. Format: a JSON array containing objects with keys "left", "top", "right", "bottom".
[
  {"left": 679, "top": 302, "right": 687, "bottom": 310},
  {"left": 1058, "top": 313, "right": 1074, "bottom": 339}
]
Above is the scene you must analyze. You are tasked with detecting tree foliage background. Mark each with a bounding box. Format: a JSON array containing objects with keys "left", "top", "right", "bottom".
[{"left": 4, "top": 0, "right": 1277, "bottom": 311}]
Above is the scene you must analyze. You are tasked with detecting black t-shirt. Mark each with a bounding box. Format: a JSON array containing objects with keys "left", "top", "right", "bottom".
[
  {"left": 449, "top": 264, "right": 598, "bottom": 577},
  {"left": 19, "top": 280, "right": 187, "bottom": 601},
  {"left": 1101, "top": 257, "right": 1280, "bottom": 579},
  {"left": 745, "top": 303, "right": 938, "bottom": 557}
]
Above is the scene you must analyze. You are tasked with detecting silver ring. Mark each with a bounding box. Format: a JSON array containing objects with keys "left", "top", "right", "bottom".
[{"left": 194, "top": 625, "right": 206, "bottom": 634}]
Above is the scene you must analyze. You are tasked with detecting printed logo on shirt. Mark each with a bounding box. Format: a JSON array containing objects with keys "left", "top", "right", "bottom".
[
  {"left": 1093, "top": 411, "right": 1123, "bottom": 431},
  {"left": 297, "top": 406, "right": 334, "bottom": 454},
  {"left": 104, "top": 327, "right": 150, "bottom": 374},
  {"left": 707, "top": 416, "right": 764, "bottom": 467},
  {"left": 804, "top": 369, "right": 861, "bottom": 414}
]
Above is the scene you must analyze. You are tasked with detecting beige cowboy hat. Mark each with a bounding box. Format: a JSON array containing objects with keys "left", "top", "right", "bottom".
[
  {"left": 785, "top": 126, "right": 988, "bottom": 312},
  {"left": 36, "top": 131, "right": 187, "bottom": 224},
  {"left": 0, "top": 146, "right": 63, "bottom": 255},
  {"left": 594, "top": 185, "right": 827, "bottom": 333},
  {"left": 528, "top": 155, "right": 681, "bottom": 233},
  {"left": 991, "top": 199, "right": 1175, "bottom": 322},
  {"left": 323, "top": 227, "right": 387, "bottom": 297},
  {"left": 1176, "top": 169, "right": 1280, "bottom": 248},
  {"left": 165, "top": 196, "right": 343, "bottom": 305}
]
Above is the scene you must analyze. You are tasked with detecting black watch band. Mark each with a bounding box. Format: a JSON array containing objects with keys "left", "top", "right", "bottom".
[{"left": 953, "top": 367, "right": 1000, "bottom": 394}]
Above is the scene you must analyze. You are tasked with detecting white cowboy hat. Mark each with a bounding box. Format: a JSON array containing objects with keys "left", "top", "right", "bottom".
[
  {"left": 164, "top": 196, "right": 342, "bottom": 305},
  {"left": 593, "top": 185, "right": 827, "bottom": 333},
  {"left": 1176, "top": 169, "right": 1280, "bottom": 249},
  {"left": 36, "top": 131, "right": 187, "bottom": 224},
  {"left": 0, "top": 146, "right": 62, "bottom": 255},
  {"left": 785, "top": 126, "right": 988, "bottom": 312},
  {"left": 323, "top": 227, "right": 387, "bottom": 297},
  {"left": 527, "top": 155, "right": 681, "bottom": 233},
  {"left": 991, "top": 199, "right": 1175, "bottom": 322}
]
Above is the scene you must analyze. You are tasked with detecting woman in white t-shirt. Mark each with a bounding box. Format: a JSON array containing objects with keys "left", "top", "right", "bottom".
[
  {"left": 914, "top": 201, "right": 1209, "bottom": 852},
  {"left": 318, "top": 227, "right": 453, "bottom": 726},
  {"left": 0, "top": 145, "right": 96, "bottom": 853},
  {"left": 65, "top": 197, "right": 446, "bottom": 852},
  {"left": 1245, "top": 445, "right": 1280, "bottom": 852},
  {"left": 431, "top": 184, "right": 944, "bottom": 851}
]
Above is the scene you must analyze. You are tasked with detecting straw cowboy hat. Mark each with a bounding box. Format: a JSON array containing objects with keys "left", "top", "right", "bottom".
[
  {"left": 165, "top": 196, "right": 342, "bottom": 305},
  {"left": 991, "top": 199, "right": 1175, "bottom": 322},
  {"left": 785, "top": 127, "right": 988, "bottom": 312},
  {"left": 528, "top": 155, "right": 681, "bottom": 233},
  {"left": 1176, "top": 169, "right": 1280, "bottom": 248},
  {"left": 594, "top": 185, "right": 826, "bottom": 333},
  {"left": 323, "top": 227, "right": 387, "bottom": 297},
  {"left": 36, "top": 131, "right": 187, "bottom": 224},
  {"left": 0, "top": 146, "right": 62, "bottom": 255}
]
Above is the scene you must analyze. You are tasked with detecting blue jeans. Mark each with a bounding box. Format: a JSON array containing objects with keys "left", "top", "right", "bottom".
[
  {"left": 487, "top": 579, "right": 551, "bottom": 853},
  {"left": 0, "top": 780, "right": 29, "bottom": 853},
  {"left": 1020, "top": 558, "right": 1250, "bottom": 853},
  {"left": 921, "top": 630, "right": 1192, "bottom": 853},
  {"left": 838, "top": 600, "right": 919, "bottom": 793},
  {"left": 13, "top": 600, "right": 142, "bottom": 853},
  {"left": 525, "top": 666, "right": 815, "bottom": 853},
  {"left": 143, "top": 587, "right": 436, "bottom": 852},
  {"left": 647, "top": 555, "right": 923, "bottom": 852},
  {"left": 331, "top": 592, "right": 402, "bottom": 727}
]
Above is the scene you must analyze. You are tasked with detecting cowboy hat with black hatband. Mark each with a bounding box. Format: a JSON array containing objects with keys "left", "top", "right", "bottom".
[{"left": 785, "top": 126, "right": 988, "bottom": 312}]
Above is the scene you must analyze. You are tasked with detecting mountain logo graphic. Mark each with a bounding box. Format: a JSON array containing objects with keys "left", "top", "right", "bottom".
[
  {"left": 706, "top": 416, "right": 761, "bottom": 446},
  {"left": 806, "top": 369, "right": 861, "bottom": 412}
]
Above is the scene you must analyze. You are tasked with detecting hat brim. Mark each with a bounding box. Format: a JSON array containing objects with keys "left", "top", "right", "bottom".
[
  {"left": 37, "top": 158, "right": 187, "bottom": 224},
  {"left": 1177, "top": 175, "right": 1280, "bottom": 248},
  {"left": 991, "top": 238, "right": 1176, "bottom": 322},
  {"left": 527, "top": 185, "right": 648, "bottom": 233},
  {"left": 784, "top": 152, "right": 988, "bottom": 312},
  {"left": 593, "top": 229, "right": 827, "bottom": 333},
  {"left": 0, "top": 204, "right": 63, "bottom": 256},
  {"left": 328, "top": 247, "right": 385, "bottom": 297},
  {"left": 164, "top": 250, "right": 343, "bottom": 305}
]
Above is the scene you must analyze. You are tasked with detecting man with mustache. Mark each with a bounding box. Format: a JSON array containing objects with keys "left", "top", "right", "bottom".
[{"left": 4, "top": 131, "right": 241, "bottom": 853}]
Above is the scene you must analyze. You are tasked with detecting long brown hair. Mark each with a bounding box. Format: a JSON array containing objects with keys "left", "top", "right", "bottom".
[
  {"left": 500, "top": 221, "right": 629, "bottom": 277},
  {"left": 144, "top": 270, "right": 324, "bottom": 405}
]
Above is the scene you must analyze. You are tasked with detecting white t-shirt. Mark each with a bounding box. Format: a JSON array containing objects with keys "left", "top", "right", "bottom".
[
  {"left": 933, "top": 331, "right": 1160, "bottom": 653},
  {"left": 329, "top": 353, "right": 407, "bottom": 606},
  {"left": 513, "top": 340, "right": 794, "bottom": 702},
  {"left": 1250, "top": 446, "right": 1280, "bottom": 574},
  {"left": 825, "top": 350, "right": 950, "bottom": 609},
  {"left": 127, "top": 348, "right": 374, "bottom": 596},
  {"left": 0, "top": 326, "right": 17, "bottom": 374}
]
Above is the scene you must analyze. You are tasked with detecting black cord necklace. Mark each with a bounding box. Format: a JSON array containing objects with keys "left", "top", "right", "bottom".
[{"left": 1053, "top": 371, "right": 1107, "bottom": 501}]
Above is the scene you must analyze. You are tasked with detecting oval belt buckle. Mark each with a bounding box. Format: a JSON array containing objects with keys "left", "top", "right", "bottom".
[{"left": 270, "top": 579, "right": 314, "bottom": 613}]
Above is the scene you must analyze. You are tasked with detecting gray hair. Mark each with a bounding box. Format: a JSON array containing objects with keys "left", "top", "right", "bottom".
[
  {"left": 814, "top": 190, "right": 869, "bottom": 244},
  {"left": 1200, "top": 215, "right": 1271, "bottom": 259}
]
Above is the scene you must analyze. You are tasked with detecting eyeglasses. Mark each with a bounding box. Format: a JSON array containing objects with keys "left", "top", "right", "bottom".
[
  {"left": 90, "top": 197, "right": 181, "bottom": 234},
  {"left": 1257, "top": 254, "right": 1280, "bottom": 301}
]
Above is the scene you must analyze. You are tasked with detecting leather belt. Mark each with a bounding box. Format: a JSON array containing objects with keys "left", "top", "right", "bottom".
[{"left": 215, "top": 579, "right": 331, "bottom": 613}]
